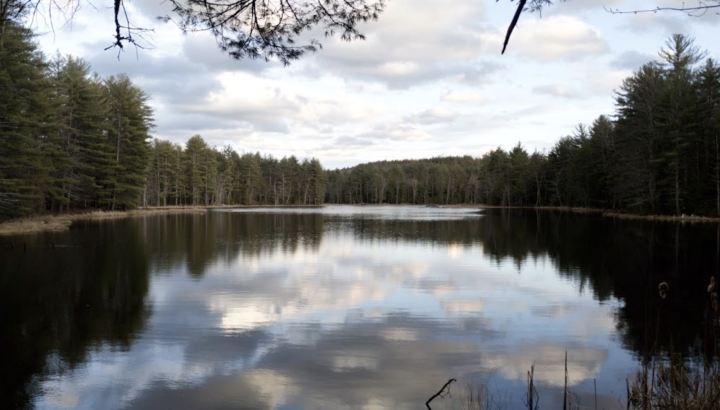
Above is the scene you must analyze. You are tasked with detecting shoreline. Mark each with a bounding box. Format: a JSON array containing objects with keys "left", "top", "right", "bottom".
[
  {"left": 3, "top": 203, "right": 719, "bottom": 236},
  {"left": 0, "top": 207, "right": 208, "bottom": 236},
  {"left": 327, "top": 203, "right": 720, "bottom": 223},
  {"left": 0, "top": 205, "right": 326, "bottom": 236},
  {"left": 469, "top": 204, "right": 720, "bottom": 223}
]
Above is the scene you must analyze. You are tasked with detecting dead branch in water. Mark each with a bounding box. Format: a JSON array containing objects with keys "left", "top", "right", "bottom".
[
  {"left": 526, "top": 364, "right": 538, "bottom": 410},
  {"left": 563, "top": 350, "right": 568, "bottom": 410},
  {"left": 426, "top": 378, "right": 456, "bottom": 409}
]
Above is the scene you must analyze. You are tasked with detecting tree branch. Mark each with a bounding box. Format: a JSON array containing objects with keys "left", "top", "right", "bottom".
[
  {"left": 502, "top": 0, "right": 527, "bottom": 54},
  {"left": 425, "top": 378, "right": 456, "bottom": 409},
  {"left": 605, "top": 2, "right": 720, "bottom": 16}
]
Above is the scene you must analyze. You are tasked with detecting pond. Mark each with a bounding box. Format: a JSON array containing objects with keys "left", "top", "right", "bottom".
[{"left": 1, "top": 206, "right": 718, "bottom": 409}]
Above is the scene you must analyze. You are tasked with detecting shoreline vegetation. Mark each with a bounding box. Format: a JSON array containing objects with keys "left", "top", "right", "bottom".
[
  {"left": 428, "top": 274, "right": 720, "bottom": 410},
  {"left": 0, "top": 205, "right": 326, "bottom": 236},
  {"left": 0, "top": 207, "right": 207, "bottom": 236},
  {"left": 0, "top": 206, "right": 312, "bottom": 236},
  {"left": 4, "top": 28, "right": 720, "bottom": 225},
  {"left": 3, "top": 203, "right": 720, "bottom": 236},
  {"left": 324, "top": 35, "right": 720, "bottom": 221},
  {"left": 428, "top": 353, "right": 720, "bottom": 409}
]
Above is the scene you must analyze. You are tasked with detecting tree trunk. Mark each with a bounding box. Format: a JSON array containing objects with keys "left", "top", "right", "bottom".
[
  {"left": 445, "top": 177, "right": 451, "bottom": 204},
  {"left": 675, "top": 157, "right": 680, "bottom": 215},
  {"left": 716, "top": 133, "right": 719, "bottom": 216}
]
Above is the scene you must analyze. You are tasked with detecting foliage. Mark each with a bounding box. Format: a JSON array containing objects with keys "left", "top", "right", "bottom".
[
  {"left": 0, "top": 15, "right": 153, "bottom": 218},
  {"left": 0, "top": 0, "right": 385, "bottom": 64},
  {"left": 3, "top": 10, "right": 719, "bottom": 219},
  {"left": 328, "top": 35, "right": 720, "bottom": 217},
  {"left": 144, "top": 135, "right": 326, "bottom": 206},
  {"left": 0, "top": 20, "right": 47, "bottom": 217},
  {"left": 167, "top": 0, "right": 385, "bottom": 64}
]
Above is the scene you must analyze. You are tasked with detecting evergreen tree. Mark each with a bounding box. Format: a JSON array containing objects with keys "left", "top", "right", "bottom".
[
  {"left": 183, "top": 135, "right": 209, "bottom": 205},
  {"left": 0, "top": 20, "right": 47, "bottom": 217},
  {"left": 104, "top": 75, "right": 153, "bottom": 209},
  {"left": 696, "top": 59, "right": 720, "bottom": 215},
  {"left": 51, "top": 58, "right": 115, "bottom": 209}
]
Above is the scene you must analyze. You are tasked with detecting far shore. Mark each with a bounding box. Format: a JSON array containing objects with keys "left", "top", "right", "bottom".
[
  {"left": 2, "top": 203, "right": 719, "bottom": 236},
  {"left": 357, "top": 203, "right": 720, "bottom": 223},
  {"left": 469, "top": 204, "right": 720, "bottom": 223}
]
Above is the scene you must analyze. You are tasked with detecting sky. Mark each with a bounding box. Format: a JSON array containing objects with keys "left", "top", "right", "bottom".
[{"left": 29, "top": 0, "right": 720, "bottom": 169}]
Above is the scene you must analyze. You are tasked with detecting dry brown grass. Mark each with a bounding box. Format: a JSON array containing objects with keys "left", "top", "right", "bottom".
[
  {"left": 628, "top": 359, "right": 720, "bottom": 409},
  {"left": 0, "top": 207, "right": 208, "bottom": 236},
  {"left": 0, "top": 216, "right": 74, "bottom": 236}
]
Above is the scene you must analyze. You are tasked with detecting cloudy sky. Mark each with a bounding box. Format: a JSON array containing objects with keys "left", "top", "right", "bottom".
[{"left": 31, "top": 0, "right": 719, "bottom": 169}]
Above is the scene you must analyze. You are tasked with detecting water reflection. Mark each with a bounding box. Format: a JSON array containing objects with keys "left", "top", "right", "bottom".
[
  {"left": 0, "top": 221, "right": 150, "bottom": 408},
  {"left": 0, "top": 206, "right": 717, "bottom": 409}
]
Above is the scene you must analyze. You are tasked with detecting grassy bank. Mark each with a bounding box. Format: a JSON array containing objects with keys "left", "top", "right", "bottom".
[{"left": 0, "top": 207, "right": 208, "bottom": 236}]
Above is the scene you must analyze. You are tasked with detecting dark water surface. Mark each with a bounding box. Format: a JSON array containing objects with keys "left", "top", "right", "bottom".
[{"left": 1, "top": 206, "right": 719, "bottom": 409}]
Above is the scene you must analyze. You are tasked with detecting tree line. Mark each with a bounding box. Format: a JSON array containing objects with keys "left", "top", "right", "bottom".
[
  {"left": 0, "top": 18, "right": 153, "bottom": 218},
  {"left": 327, "top": 35, "right": 720, "bottom": 217},
  {"left": 3, "top": 12, "right": 719, "bottom": 219},
  {"left": 144, "top": 135, "right": 325, "bottom": 207},
  {"left": 0, "top": 12, "right": 325, "bottom": 220}
]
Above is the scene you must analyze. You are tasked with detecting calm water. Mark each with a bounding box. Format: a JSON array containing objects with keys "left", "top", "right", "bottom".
[{"left": 1, "top": 206, "right": 719, "bottom": 409}]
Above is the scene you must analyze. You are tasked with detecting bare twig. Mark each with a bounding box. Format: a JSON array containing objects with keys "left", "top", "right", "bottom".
[
  {"left": 605, "top": 2, "right": 720, "bottom": 17},
  {"left": 526, "top": 364, "right": 539, "bottom": 410},
  {"left": 426, "top": 378, "right": 456, "bottom": 410}
]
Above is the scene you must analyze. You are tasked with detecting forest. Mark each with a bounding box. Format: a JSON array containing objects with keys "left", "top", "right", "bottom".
[
  {"left": 326, "top": 35, "right": 720, "bottom": 217},
  {"left": 2, "top": 1, "right": 720, "bottom": 219},
  {"left": 0, "top": 16, "right": 324, "bottom": 219},
  {"left": 143, "top": 136, "right": 325, "bottom": 207},
  {"left": 0, "top": 16, "right": 155, "bottom": 218}
]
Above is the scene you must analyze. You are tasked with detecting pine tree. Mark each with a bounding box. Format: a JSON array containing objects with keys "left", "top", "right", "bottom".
[
  {"left": 0, "top": 20, "right": 48, "bottom": 217},
  {"left": 49, "top": 57, "right": 115, "bottom": 209},
  {"left": 656, "top": 34, "right": 703, "bottom": 215},
  {"left": 695, "top": 59, "right": 720, "bottom": 215},
  {"left": 237, "top": 153, "right": 262, "bottom": 205},
  {"left": 183, "top": 135, "right": 209, "bottom": 205},
  {"left": 104, "top": 75, "right": 153, "bottom": 209}
]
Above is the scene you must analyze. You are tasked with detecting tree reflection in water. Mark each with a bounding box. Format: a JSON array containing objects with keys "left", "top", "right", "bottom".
[{"left": 1, "top": 208, "right": 718, "bottom": 408}]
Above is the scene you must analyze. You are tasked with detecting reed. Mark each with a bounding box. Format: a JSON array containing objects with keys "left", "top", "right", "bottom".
[
  {"left": 428, "top": 277, "right": 720, "bottom": 409},
  {"left": 628, "top": 358, "right": 720, "bottom": 409}
]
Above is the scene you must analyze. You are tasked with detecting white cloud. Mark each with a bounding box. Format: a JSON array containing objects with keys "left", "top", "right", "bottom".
[
  {"left": 501, "top": 15, "right": 609, "bottom": 61},
  {"left": 27, "top": 0, "right": 719, "bottom": 168},
  {"left": 442, "top": 90, "right": 486, "bottom": 104},
  {"left": 310, "top": 0, "right": 494, "bottom": 87},
  {"left": 408, "top": 107, "right": 459, "bottom": 125},
  {"left": 533, "top": 84, "right": 582, "bottom": 99}
]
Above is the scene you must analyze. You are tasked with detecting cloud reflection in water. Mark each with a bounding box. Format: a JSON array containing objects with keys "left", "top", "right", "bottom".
[{"left": 21, "top": 207, "right": 652, "bottom": 409}]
